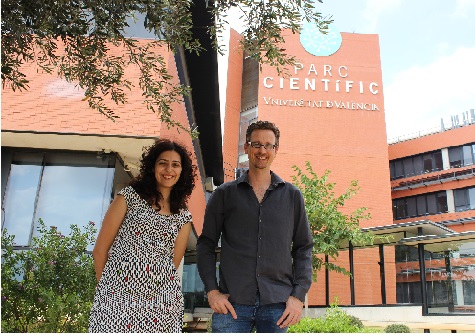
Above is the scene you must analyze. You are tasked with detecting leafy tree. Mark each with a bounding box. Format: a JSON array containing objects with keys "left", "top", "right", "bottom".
[
  {"left": 292, "top": 161, "right": 378, "bottom": 277},
  {"left": 1, "top": 219, "right": 97, "bottom": 333},
  {"left": 1, "top": 0, "right": 332, "bottom": 136}
]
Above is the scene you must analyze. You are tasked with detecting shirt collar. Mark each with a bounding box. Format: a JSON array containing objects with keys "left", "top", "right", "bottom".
[{"left": 237, "top": 170, "right": 285, "bottom": 189}]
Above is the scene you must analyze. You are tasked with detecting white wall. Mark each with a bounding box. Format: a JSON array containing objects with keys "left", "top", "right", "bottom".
[{"left": 305, "top": 305, "right": 475, "bottom": 326}]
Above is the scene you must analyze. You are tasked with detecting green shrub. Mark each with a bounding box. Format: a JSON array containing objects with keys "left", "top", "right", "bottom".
[
  {"left": 1, "top": 219, "right": 97, "bottom": 333},
  {"left": 384, "top": 323, "right": 411, "bottom": 333},
  {"left": 322, "top": 304, "right": 364, "bottom": 333},
  {"left": 363, "top": 326, "right": 385, "bottom": 333},
  {"left": 288, "top": 317, "right": 325, "bottom": 333},
  {"left": 348, "top": 314, "right": 364, "bottom": 329},
  {"left": 206, "top": 316, "right": 212, "bottom": 333},
  {"left": 289, "top": 303, "right": 364, "bottom": 333}
]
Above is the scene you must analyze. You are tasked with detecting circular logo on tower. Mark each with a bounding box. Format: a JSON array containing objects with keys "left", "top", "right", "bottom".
[{"left": 300, "top": 23, "right": 342, "bottom": 56}]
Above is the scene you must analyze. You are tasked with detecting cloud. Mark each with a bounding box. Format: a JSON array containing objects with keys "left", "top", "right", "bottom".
[
  {"left": 384, "top": 47, "right": 475, "bottom": 140},
  {"left": 361, "top": 0, "right": 402, "bottom": 32},
  {"left": 452, "top": 0, "right": 475, "bottom": 18}
]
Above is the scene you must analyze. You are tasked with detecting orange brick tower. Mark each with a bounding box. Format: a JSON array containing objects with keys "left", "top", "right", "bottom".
[{"left": 223, "top": 26, "right": 394, "bottom": 306}]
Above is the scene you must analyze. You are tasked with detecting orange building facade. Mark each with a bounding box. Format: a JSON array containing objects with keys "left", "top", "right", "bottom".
[
  {"left": 223, "top": 27, "right": 395, "bottom": 307},
  {"left": 2, "top": 24, "right": 474, "bottom": 321},
  {"left": 1, "top": 43, "right": 207, "bottom": 240},
  {"left": 1, "top": 2, "right": 227, "bottom": 320},
  {"left": 222, "top": 27, "right": 475, "bottom": 315},
  {"left": 390, "top": 124, "right": 475, "bottom": 232},
  {"left": 0, "top": 39, "right": 217, "bottom": 317},
  {"left": 388, "top": 123, "right": 475, "bottom": 314}
]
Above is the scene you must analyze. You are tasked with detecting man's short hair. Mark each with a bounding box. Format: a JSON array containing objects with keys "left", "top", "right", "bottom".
[{"left": 246, "top": 120, "right": 280, "bottom": 147}]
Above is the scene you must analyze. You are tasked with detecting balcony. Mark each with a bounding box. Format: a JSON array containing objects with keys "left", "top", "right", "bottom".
[{"left": 391, "top": 166, "right": 475, "bottom": 191}]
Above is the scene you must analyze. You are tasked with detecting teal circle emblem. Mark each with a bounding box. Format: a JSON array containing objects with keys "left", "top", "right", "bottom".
[{"left": 300, "top": 23, "right": 342, "bottom": 56}]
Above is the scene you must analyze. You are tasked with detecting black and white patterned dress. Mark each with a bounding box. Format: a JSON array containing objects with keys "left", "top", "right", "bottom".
[{"left": 88, "top": 186, "right": 192, "bottom": 333}]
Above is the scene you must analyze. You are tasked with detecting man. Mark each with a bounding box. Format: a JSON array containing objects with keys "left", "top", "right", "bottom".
[{"left": 197, "top": 120, "right": 314, "bottom": 333}]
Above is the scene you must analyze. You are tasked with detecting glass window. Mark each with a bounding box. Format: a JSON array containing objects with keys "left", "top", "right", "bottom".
[
  {"left": 413, "top": 156, "right": 424, "bottom": 175},
  {"left": 464, "top": 280, "right": 475, "bottom": 305},
  {"left": 394, "top": 199, "right": 406, "bottom": 220},
  {"left": 397, "top": 283, "right": 415, "bottom": 303},
  {"left": 392, "top": 151, "right": 444, "bottom": 179},
  {"left": 454, "top": 187, "right": 475, "bottom": 212},
  {"left": 2, "top": 150, "right": 115, "bottom": 249},
  {"left": 394, "top": 161, "right": 404, "bottom": 179},
  {"left": 2, "top": 153, "right": 44, "bottom": 246},
  {"left": 437, "top": 192, "right": 448, "bottom": 213},
  {"left": 397, "top": 242, "right": 475, "bottom": 313},
  {"left": 427, "top": 280, "right": 451, "bottom": 305},
  {"left": 32, "top": 175, "right": 113, "bottom": 247},
  {"left": 403, "top": 158, "right": 414, "bottom": 177},
  {"left": 423, "top": 154, "right": 433, "bottom": 172},
  {"left": 433, "top": 151, "right": 443, "bottom": 171},
  {"left": 389, "top": 162, "right": 395, "bottom": 180},
  {"left": 182, "top": 263, "right": 207, "bottom": 310},
  {"left": 426, "top": 194, "right": 438, "bottom": 214},
  {"left": 462, "top": 145, "right": 474, "bottom": 166},
  {"left": 416, "top": 195, "right": 426, "bottom": 216},
  {"left": 182, "top": 257, "right": 221, "bottom": 310},
  {"left": 395, "top": 245, "right": 423, "bottom": 304},
  {"left": 454, "top": 189, "right": 469, "bottom": 212},
  {"left": 449, "top": 147, "right": 463, "bottom": 168},
  {"left": 469, "top": 187, "right": 475, "bottom": 210},
  {"left": 406, "top": 198, "right": 417, "bottom": 217},
  {"left": 395, "top": 199, "right": 402, "bottom": 219},
  {"left": 393, "top": 192, "right": 449, "bottom": 220}
]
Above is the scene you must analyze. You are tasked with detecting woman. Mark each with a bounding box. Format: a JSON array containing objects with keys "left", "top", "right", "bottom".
[{"left": 89, "top": 139, "right": 196, "bottom": 333}]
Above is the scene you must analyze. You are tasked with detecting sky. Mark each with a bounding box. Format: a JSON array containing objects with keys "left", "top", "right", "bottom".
[{"left": 218, "top": 0, "right": 475, "bottom": 142}]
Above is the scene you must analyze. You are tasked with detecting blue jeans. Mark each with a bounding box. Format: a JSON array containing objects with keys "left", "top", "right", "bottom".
[{"left": 211, "top": 294, "right": 287, "bottom": 333}]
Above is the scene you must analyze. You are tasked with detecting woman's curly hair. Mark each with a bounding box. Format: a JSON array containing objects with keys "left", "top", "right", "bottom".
[{"left": 129, "top": 139, "right": 197, "bottom": 214}]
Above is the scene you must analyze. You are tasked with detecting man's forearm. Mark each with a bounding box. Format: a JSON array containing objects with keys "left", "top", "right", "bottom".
[
  {"left": 290, "top": 284, "right": 308, "bottom": 303},
  {"left": 291, "top": 240, "right": 314, "bottom": 300}
]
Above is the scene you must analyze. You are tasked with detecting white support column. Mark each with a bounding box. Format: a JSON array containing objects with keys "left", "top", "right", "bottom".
[
  {"left": 447, "top": 189, "right": 455, "bottom": 213},
  {"left": 305, "top": 294, "right": 309, "bottom": 317},
  {"left": 455, "top": 280, "right": 465, "bottom": 307},
  {"left": 441, "top": 148, "right": 451, "bottom": 170}
]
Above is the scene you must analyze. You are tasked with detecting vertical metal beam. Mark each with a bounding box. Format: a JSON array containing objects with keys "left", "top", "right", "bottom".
[
  {"left": 29, "top": 153, "right": 46, "bottom": 245},
  {"left": 349, "top": 242, "right": 355, "bottom": 305},
  {"left": 325, "top": 254, "right": 330, "bottom": 306},
  {"left": 187, "top": 0, "right": 224, "bottom": 186},
  {"left": 418, "top": 243, "right": 428, "bottom": 315},
  {"left": 379, "top": 244, "right": 387, "bottom": 304},
  {"left": 445, "top": 251, "right": 455, "bottom": 312}
]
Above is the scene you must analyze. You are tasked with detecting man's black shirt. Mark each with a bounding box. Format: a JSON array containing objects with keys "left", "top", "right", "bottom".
[{"left": 196, "top": 171, "right": 314, "bottom": 305}]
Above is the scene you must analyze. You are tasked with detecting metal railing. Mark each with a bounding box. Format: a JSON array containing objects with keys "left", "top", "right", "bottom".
[
  {"left": 388, "top": 110, "right": 475, "bottom": 145},
  {"left": 391, "top": 167, "right": 475, "bottom": 191}
]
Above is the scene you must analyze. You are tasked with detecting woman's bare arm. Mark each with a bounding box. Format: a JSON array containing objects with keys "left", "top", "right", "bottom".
[{"left": 173, "top": 222, "right": 192, "bottom": 269}]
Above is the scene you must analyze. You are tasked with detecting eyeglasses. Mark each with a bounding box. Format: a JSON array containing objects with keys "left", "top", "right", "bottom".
[{"left": 247, "top": 142, "right": 277, "bottom": 150}]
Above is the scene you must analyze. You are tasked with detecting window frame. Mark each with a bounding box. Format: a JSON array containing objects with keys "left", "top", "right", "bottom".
[
  {"left": 392, "top": 191, "right": 449, "bottom": 220},
  {"left": 1, "top": 147, "right": 124, "bottom": 249},
  {"left": 390, "top": 150, "right": 443, "bottom": 180}
]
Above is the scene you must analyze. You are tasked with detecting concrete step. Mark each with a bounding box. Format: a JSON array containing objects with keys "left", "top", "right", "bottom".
[{"left": 192, "top": 307, "right": 213, "bottom": 319}]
